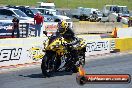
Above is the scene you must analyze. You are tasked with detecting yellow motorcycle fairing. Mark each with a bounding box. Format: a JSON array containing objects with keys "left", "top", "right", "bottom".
[{"left": 43, "top": 37, "right": 67, "bottom": 56}]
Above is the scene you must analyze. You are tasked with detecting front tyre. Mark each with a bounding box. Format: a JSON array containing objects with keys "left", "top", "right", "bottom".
[
  {"left": 41, "top": 53, "right": 59, "bottom": 77},
  {"left": 41, "top": 54, "right": 50, "bottom": 77}
]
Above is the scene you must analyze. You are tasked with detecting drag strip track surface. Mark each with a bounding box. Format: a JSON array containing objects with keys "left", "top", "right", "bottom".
[{"left": 0, "top": 53, "right": 132, "bottom": 88}]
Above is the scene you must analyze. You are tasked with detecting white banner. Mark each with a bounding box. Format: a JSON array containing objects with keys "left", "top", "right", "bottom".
[
  {"left": 0, "top": 37, "right": 47, "bottom": 67},
  {"left": 86, "top": 39, "right": 115, "bottom": 56},
  {"left": 41, "top": 22, "right": 58, "bottom": 32},
  {"left": 0, "top": 36, "right": 115, "bottom": 67}
]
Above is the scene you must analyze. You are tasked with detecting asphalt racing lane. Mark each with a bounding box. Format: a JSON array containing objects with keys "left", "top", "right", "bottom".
[{"left": 0, "top": 53, "right": 132, "bottom": 88}]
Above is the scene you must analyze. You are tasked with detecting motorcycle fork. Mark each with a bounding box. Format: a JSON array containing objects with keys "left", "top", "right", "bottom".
[{"left": 46, "top": 51, "right": 57, "bottom": 71}]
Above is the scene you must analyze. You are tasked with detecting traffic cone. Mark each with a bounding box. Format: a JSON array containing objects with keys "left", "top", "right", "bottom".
[
  {"left": 78, "top": 65, "right": 86, "bottom": 76},
  {"left": 111, "top": 27, "right": 118, "bottom": 38}
]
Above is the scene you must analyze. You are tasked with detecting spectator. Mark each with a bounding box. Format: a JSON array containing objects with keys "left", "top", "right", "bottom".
[
  {"left": 117, "top": 14, "right": 122, "bottom": 22},
  {"left": 92, "top": 11, "right": 98, "bottom": 18},
  {"left": 12, "top": 17, "right": 20, "bottom": 38},
  {"left": 34, "top": 12, "right": 44, "bottom": 37},
  {"left": 62, "top": 11, "right": 66, "bottom": 16},
  {"left": 128, "top": 16, "right": 132, "bottom": 27}
]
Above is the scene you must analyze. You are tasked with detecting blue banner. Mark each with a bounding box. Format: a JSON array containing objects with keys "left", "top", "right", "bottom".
[{"left": 0, "top": 22, "right": 13, "bottom": 38}]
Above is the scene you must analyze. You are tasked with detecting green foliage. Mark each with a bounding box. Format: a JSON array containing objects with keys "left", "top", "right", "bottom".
[{"left": 0, "top": 0, "right": 132, "bottom": 10}]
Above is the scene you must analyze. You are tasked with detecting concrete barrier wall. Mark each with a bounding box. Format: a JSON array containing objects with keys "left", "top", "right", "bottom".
[
  {"left": 78, "top": 35, "right": 115, "bottom": 55},
  {"left": 77, "top": 34, "right": 101, "bottom": 39},
  {"left": 0, "top": 37, "right": 47, "bottom": 67},
  {"left": 73, "top": 22, "right": 123, "bottom": 34},
  {"left": 0, "top": 36, "right": 115, "bottom": 67},
  {"left": 115, "top": 38, "right": 132, "bottom": 52},
  {"left": 0, "top": 36, "right": 132, "bottom": 67},
  {"left": 117, "top": 27, "right": 132, "bottom": 38}
]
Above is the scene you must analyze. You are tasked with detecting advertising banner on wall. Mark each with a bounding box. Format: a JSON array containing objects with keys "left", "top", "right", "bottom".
[
  {"left": 0, "top": 21, "right": 58, "bottom": 38},
  {"left": 0, "top": 36, "right": 115, "bottom": 67},
  {"left": 43, "top": 22, "right": 58, "bottom": 32},
  {"left": 0, "top": 22, "right": 29, "bottom": 38},
  {"left": 0, "top": 37, "right": 47, "bottom": 66},
  {"left": 41, "top": 22, "right": 58, "bottom": 36},
  {"left": 86, "top": 39, "right": 115, "bottom": 56},
  {"left": 0, "top": 22, "right": 13, "bottom": 37}
]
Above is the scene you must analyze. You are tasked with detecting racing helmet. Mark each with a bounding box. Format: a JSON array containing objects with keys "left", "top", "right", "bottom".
[{"left": 58, "top": 21, "right": 68, "bottom": 34}]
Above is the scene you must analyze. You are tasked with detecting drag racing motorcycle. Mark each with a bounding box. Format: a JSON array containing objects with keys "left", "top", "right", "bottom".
[{"left": 41, "top": 33, "right": 87, "bottom": 77}]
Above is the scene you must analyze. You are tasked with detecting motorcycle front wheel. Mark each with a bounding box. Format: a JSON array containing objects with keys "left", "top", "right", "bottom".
[{"left": 41, "top": 53, "right": 59, "bottom": 77}]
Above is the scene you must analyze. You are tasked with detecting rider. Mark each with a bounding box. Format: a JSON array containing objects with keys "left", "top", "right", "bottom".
[
  {"left": 43, "top": 21, "right": 79, "bottom": 72},
  {"left": 44, "top": 20, "right": 79, "bottom": 49},
  {"left": 57, "top": 21, "right": 78, "bottom": 45},
  {"left": 46, "top": 20, "right": 79, "bottom": 45},
  {"left": 57, "top": 21, "right": 79, "bottom": 71}
]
